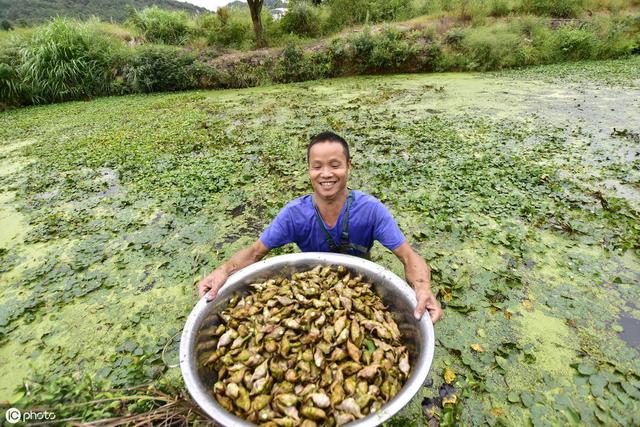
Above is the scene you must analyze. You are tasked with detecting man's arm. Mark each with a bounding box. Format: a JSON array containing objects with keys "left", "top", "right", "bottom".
[
  {"left": 392, "top": 242, "right": 443, "bottom": 323},
  {"left": 198, "top": 239, "right": 270, "bottom": 301}
]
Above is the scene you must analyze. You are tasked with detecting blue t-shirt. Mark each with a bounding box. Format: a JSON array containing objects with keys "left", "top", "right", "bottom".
[{"left": 260, "top": 190, "right": 406, "bottom": 254}]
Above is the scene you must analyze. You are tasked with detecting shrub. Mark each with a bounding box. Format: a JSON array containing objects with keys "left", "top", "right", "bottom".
[
  {"left": 521, "top": 0, "right": 585, "bottom": 18},
  {"left": 281, "top": 1, "right": 321, "bottom": 37},
  {"left": 367, "top": 0, "right": 414, "bottom": 22},
  {"left": 325, "top": 37, "right": 351, "bottom": 74},
  {"left": 275, "top": 43, "right": 307, "bottom": 82},
  {"left": 488, "top": 0, "right": 513, "bottom": 17},
  {"left": 200, "top": 7, "right": 254, "bottom": 49},
  {"left": 462, "top": 25, "right": 525, "bottom": 70},
  {"left": 274, "top": 43, "right": 329, "bottom": 82},
  {"left": 219, "top": 61, "right": 271, "bottom": 88},
  {"left": 417, "top": 41, "right": 444, "bottom": 72},
  {"left": 543, "top": 26, "right": 598, "bottom": 61},
  {"left": 127, "top": 6, "right": 192, "bottom": 45},
  {"left": 121, "top": 45, "right": 199, "bottom": 93},
  {"left": 592, "top": 16, "right": 639, "bottom": 58},
  {"left": 18, "top": 18, "right": 117, "bottom": 103},
  {"left": 443, "top": 28, "right": 466, "bottom": 46},
  {"left": 453, "top": 0, "right": 490, "bottom": 21},
  {"left": 349, "top": 27, "right": 418, "bottom": 72},
  {"left": 327, "top": 0, "right": 411, "bottom": 27},
  {"left": 369, "top": 27, "right": 418, "bottom": 70},
  {"left": 539, "top": 17, "right": 637, "bottom": 62},
  {"left": 0, "top": 42, "right": 27, "bottom": 107},
  {"left": 87, "top": 19, "right": 135, "bottom": 43}
]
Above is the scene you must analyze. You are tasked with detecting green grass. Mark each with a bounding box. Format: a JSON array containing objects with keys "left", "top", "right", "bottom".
[
  {"left": 0, "top": 58, "right": 639, "bottom": 425},
  {"left": 2, "top": 4, "right": 639, "bottom": 107}
]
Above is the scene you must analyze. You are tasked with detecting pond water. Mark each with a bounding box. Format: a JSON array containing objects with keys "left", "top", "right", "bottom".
[{"left": 0, "top": 57, "right": 639, "bottom": 425}]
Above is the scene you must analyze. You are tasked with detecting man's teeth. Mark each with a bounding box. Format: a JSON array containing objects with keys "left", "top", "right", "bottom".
[{"left": 321, "top": 182, "right": 335, "bottom": 187}]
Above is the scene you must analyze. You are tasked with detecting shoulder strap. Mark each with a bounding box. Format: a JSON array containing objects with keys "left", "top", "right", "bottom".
[
  {"left": 314, "top": 191, "right": 371, "bottom": 258},
  {"left": 313, "top": 202, "right": 339, "bottom": 251},
  {"left": 339, "top": 192, "right": 371, "bottom": 257},
  {"left": 340, "top": 191, "right": 354, "bottom": 244}
]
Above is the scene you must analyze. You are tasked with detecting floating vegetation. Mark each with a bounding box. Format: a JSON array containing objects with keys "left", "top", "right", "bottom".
[{"left": 0, "top": 59, "right": 639, "bottom": 425}]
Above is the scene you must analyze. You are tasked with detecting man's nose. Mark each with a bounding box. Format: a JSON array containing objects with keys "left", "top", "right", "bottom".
[{"left": 320, "top": 167, "right": 333, "bottom": 177}]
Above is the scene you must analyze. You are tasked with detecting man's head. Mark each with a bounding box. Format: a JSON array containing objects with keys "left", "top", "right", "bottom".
[{"left": 307, "top": 131, "right": 351, "bottom": 201}]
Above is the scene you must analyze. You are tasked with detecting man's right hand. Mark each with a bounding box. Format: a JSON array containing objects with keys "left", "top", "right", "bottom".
[
  {"left": 197, "top": 240, "right": 269, "bottom": 302},
  {"left": 198, "top": 268, "right": 229, "bottom": 302}
]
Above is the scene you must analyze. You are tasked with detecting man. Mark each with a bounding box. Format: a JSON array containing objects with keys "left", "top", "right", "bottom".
[{"left": 198, "top": 132, "right": 443, "bottom": 323}]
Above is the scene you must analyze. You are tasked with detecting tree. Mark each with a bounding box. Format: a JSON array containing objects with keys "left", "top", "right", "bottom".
[{"left": 247, "top": 0, "right": 267, "bottom": 48}]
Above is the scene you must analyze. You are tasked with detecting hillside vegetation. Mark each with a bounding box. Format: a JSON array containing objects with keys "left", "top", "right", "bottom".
[
  {"left": 0, "top": 0, "right": 639, "bottom": 108},
  {"left": 0, "top": 0, "right": 206, "bottom": 24}
]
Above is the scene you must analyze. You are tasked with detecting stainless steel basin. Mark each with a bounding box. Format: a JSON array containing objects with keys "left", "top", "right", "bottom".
[{"left": 180, "top": 252, "right": 435, "bottom": 426}]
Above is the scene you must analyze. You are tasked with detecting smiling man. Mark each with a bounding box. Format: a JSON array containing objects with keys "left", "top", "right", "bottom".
[{"left": 198, "top": 131, "right": 443, "bottom": 323}]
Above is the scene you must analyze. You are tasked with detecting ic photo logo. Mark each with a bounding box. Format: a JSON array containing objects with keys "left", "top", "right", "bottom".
[
  {"left": 5, "top": 407, "right": 56, "bottom": 424},
  {"left": 5, "top": 408, "right": 21, "bottom": 424}
]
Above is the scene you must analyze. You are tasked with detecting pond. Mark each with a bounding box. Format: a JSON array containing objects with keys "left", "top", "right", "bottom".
[{"left": 0, "top": 57, "right": 639, "bottom": 425}]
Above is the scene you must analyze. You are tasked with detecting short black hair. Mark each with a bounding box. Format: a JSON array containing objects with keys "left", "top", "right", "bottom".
[{"left": 307, "top": 131, "right": 351, "bottom": 164}]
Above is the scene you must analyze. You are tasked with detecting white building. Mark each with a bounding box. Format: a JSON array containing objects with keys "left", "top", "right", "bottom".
[{"left": 271, "top": 7, "right": 288, "bottom": 20}]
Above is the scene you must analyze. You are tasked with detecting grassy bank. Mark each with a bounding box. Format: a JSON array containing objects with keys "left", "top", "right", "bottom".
[
  {"left": 1, "top": 2, "right": 639, "bottom": 108},
  {"left": 0, "top": 57, "right": 639, "bottom": 425}
]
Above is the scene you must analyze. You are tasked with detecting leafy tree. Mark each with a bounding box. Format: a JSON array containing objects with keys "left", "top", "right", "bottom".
[
  {"left": 281, "top": 1, "right": 321, "bottom": 37},
  {"left": 247, "top": 0, "right": 267, "bottom": 48}
]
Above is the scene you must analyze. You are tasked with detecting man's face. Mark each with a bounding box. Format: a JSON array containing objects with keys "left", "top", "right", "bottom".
[{"left": 308, "top": 141, "right": 350, "bottom": 200}]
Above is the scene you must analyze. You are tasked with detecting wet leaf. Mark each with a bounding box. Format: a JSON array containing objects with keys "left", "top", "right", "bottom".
[
  {"left": 490, "top": 407, "right": 505, "bottom": 417},
  {"left": 576, "top": 363, "right": 597, "bottom": 376},
  {"left": 470, "top": 343, "right": 485, "bottom": 353},
  {"left": 495, "top": 355, "right": 508, "bottom": 370},
  {"left": 442, "top": 394, "right": 457, "bottom": 406},
  {"left": 443, "top": 367, "right": 456, "bottom": 384},
  {"left": 520, "top": 391, "right": 534, "bottom": 408}
]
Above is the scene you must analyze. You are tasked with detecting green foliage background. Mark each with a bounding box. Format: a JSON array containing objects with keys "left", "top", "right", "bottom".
[{"left": 1, "top": 12, "right": 639, "bottom": 108}]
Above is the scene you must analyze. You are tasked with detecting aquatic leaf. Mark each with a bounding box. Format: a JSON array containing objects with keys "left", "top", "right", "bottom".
[
  {"left": 442, "top": 394, "right": 457, "bottom": 406},
  {"left": 490, "top": 407, "right": 505, "bottom": 417},
  {"left": 495, "top": 355, "right": 508, "bottom": 370},
  {"left": 589, "top": 374, "right": 607, "bottom": 397},
  {"left": 576, "top": 363, "right": 596, "bottom": 376},
  {"left": 470, "top": 343, "right": 485, "bottom": 353},
  {"left": 520, "top": 391, "right": 534, "bottom": 408},
  {"left": 443, "top": 367, "right": 456, "bottom": 384}
]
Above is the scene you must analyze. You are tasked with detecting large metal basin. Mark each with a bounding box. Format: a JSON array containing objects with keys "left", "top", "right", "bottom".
[{"left": 180, "top": 252, "right": 435, "bottom": 426}]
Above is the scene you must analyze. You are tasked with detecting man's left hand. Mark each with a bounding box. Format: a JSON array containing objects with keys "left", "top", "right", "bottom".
[{"left": 414, "top": 286, "right": 443, "bottom": 323}]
